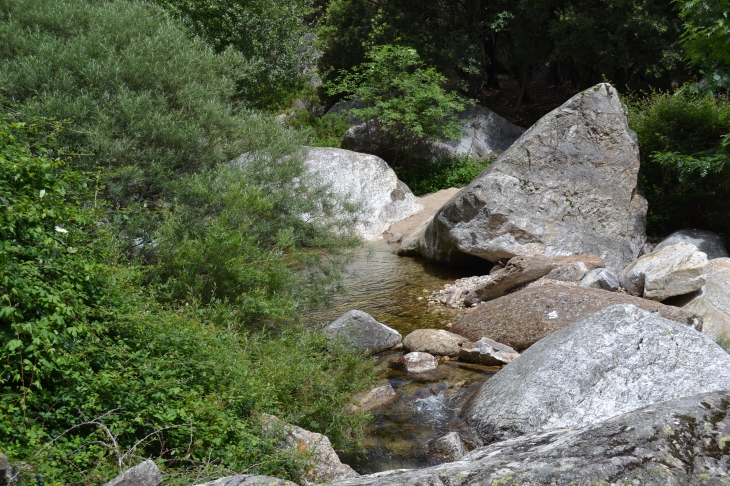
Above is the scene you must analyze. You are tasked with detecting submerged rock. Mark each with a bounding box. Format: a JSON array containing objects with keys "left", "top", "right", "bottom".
[
  {"left": 426, "top": 432, "right": 468, "bottom": 461},
  {"left": 347, "top": 384, "right": 398, "bottom": 413},
  {"left": 453, "top": 284, "right": 701, "bottom": 350},
  {"left": 619, "top": 242, "right": 707, "bottom": 301},
  {"left": 655, "top": 228, "right": 729, "bottom": 260},
  {"left": 462, "top": 304, "right": 730, "bottom": 443},
  {"left": 402, "top": 329, "right": 470, "bottom": 357},
  {"left": 398, "top": 83, "right": 647, "bottom": 274},
  {"left": 303, "top": 147, "right": 422, "bottom": 240},
  {"left": 104, "top": 460, "right": 162, "bottom": 486},
  {"left": 457, "top": 338, "right": 519, "bottom": 366},
  {"left": 325, "top": 390, "right": 730, "bottom": 485},
  {"left": 324, "top": 310, "right": 402, "bottom": 353},
  {"left": 683, "top": 257, "right": 730, "bottom": 340}
]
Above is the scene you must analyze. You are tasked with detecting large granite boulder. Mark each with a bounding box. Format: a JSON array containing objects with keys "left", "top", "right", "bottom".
[
  {"left": 303, "top": 147, "right": 422, "bottom": 240},
  {"left": 655, "top": 228, "right": 729, "bottom": 259},
  {"left": 463, "top": 254, "right": 604, "bottom": 304},
  {"left": 683, "top": 258, "right": 730, "bottom": 340},
  {"left": 398, "top": 83, "right": 647, "bottom": 274},
  {"left": 325, "top": 390, "right": 730, "bottom": 485},
  {"left": 341, "top": 105, "right": 524, "bottom": 161},
  {"left": 104, "top": 460, "right": 162, "bottom": 486},
  {"left": 618, "top": 242, "right": 708, "bottom": 301},
  {"left": 462, "top": 304, "right": 730, "bottom": 444},
  {"left": 324, "top": 310, "right": 402, "bottom": 353},
  {"left": 453, "top": 284, "right": 701, "bottom": 350},
  {"left": 402, "top": 329, "right": 470, "bottom": 357}
]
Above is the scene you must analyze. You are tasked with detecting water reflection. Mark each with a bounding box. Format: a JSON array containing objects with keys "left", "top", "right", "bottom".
[{"left": 305, "top": 240, "right": 480, "bottom": 334}]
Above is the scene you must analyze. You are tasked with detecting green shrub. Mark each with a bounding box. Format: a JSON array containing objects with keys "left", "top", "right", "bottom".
[
  {"left": 148, "top": 0, "right": 316, "bottom": 110},
  {"left": 0, "top": 103, "right": 373, "bottom": 485},
  {"left": 627, "top": 91, "right": 730, "bottom": 241},
  {"left": 149, "top": 155, "right": 363, "bottom": 323},
  {"left": 287, "top": 110, "right": 351, "bottom": 148},
  {"left": 327, "top": 44, "right": 468, "bottom": 162},
  {"left": 0, "top": 0, "right": 255, "bottom": 205},
  {"left": 394, "top": 154, "right": 494, "bottom": 196}
]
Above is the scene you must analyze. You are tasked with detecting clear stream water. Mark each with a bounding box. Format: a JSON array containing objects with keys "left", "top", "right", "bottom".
[{"left": 305, "top": 240, "right": 496, "bottom": 474}]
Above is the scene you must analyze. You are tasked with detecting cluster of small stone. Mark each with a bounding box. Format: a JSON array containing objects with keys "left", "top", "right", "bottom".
[{"left": 426, "top": 275, "right": 493, "bottom": 309}]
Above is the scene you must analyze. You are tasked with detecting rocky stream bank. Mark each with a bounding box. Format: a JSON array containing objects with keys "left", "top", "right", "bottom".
[{"left": 11, "top": 83, "right": 730, "bottom": 486}]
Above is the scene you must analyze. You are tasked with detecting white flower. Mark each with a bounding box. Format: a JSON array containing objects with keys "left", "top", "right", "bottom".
[
  {"left": 39, "top": 189, "right": 46, "bottom": 198},
  {"left": 55, "top": 226, "right": 68, "bottom": 234}
]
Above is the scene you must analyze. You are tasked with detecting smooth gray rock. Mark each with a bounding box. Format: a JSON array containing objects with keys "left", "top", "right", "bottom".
[
  {"left": 619, "top": 242, "right": 707, "bottom": 301},
  {"left": 194, "top": 475, "right": 297, "bottom": 486},
  {"left": 579, "top": 267, "right": 619, "bottom": 291},
  {"left": 427, "top": 432, "right": 468, "bottom": 461},
  {"left": 325, "top": 390, "right": 730, "bottom": 486},
  {"left": 346, "top": 384, "right": 398, "bottom": 413},
  {"left": 683, "top": 258, "right": 730, "bottom": 340},
  {"left": 457, "top": 337, "right": 519, "bottom": 366},
  {"left": 326, "top": 99, "right": 363, "bottom": 125},
  {"left": 324, "top": 310, "right": 402, "bottom": 353},
  {"left": 303, "top": 147, "right": 422, "bottom": 240},
  {"left": 462, "top": 304, "right": 730, "bottom": 444},
  {"left": 341, "top": 105, "right": 523, "bottom": 162},
  {"left": 402, "top": 329, "right": 470, "bottom": 357},
  {"left": 399, "top": 83, "right": 647, "bottom": 274},
  {"left": 104, "top": 460, "right": 162, "bottom": 486},
  {"left": 655, "top": 228, "right": 729, "bottom": 259},
  {"left": 398, "top": 352, "right": 438, "bottom": 373}
]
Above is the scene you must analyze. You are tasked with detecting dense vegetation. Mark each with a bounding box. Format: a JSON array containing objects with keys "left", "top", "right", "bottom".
[
  {"left": 0, "top": 0, "right": 372, "bottom": 484},
  {"left": 1, "top": 0, "right": 729, "bottom": 483}
]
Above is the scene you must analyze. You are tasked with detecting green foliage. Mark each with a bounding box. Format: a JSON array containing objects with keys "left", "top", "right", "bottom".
[
  {"left": 328, "top": 45, "right": 468, "bottom": 160},
  {"left": 0, "top": 101, "right": 373, "bottom": 485},
  {"left": 149, "top": 155, "right": 362, "bottom": 321},
  {"left": 0, "top": 0, "right": 252, "bottom": 205},
  {"left": 677, "top": 0, "right": 730, "bottom": 93},
  {"left": 149, "top": 0, "right": 316, "bottom": 109},
  {"left": 394, "top": 154, "right": 494, "bottom": 196},
  {"left": 287, "top": 110, "right": 352, "bottom": 147},
  {"left": 317, "top": 0, "right": 685, "bottom": 101},
  {"left": 627, "top": 90, "right": 730, "bottom": 240}
]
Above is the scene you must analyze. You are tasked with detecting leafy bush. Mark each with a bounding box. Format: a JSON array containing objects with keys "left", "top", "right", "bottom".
[
  {"left": 149, "top": 0, "right": 316, "bottom": 110},
  {"left": 627, "top": 90, "right": 730, "bottom": 241},
  {"left": 327, "top": 45, "right": 468, "bottom": 161},
  {"left": 0, "top": 102, "right": 373, "bottom": 485},
  {"left": 287, "top": 110, "right": 352, "bottom": 148},
  {"left": 149, "top": 154, "right": 362, "bottom": 323},
  {"left": 0, "top": 0, "right": 254, "bottom": 205},
  {"left": 394, "top": 154, "right": 494, "bottom": 196}
]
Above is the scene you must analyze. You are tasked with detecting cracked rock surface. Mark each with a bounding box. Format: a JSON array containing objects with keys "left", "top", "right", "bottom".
[
  {"left": 398, "top": 83, "right": 647, "bottom": 274},
  {"left": 462, "top": 304, "right": 730, "bottom": 443},
  {"left": 326, "top": 390, "right": 730, "bottom": 485}
]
